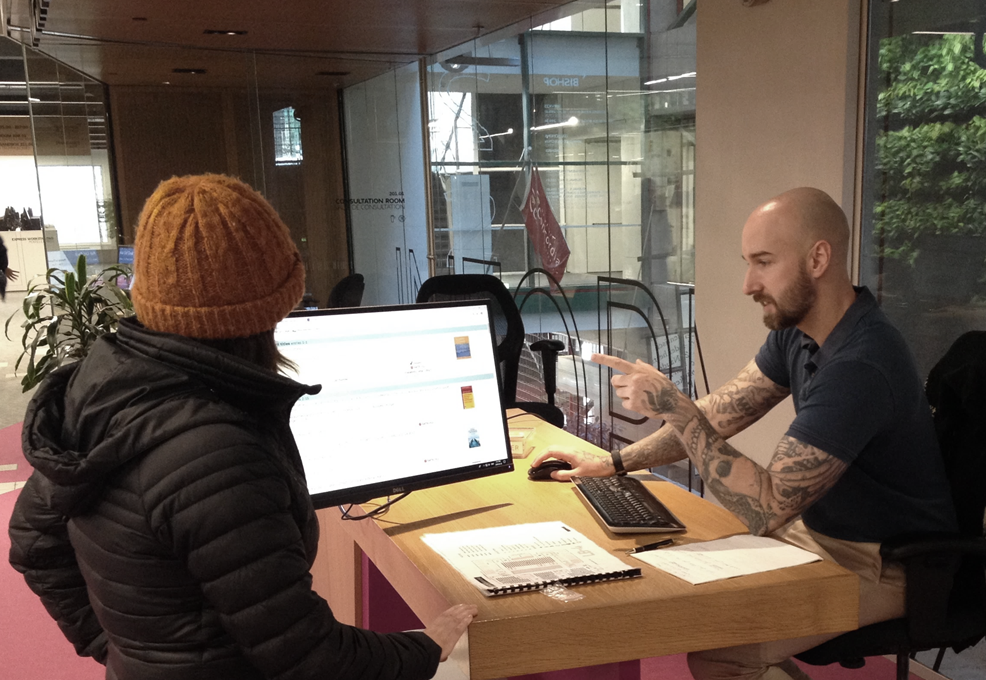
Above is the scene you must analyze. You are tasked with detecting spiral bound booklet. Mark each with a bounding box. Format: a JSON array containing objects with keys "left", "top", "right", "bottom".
[{"left": 422, "top": 521, "right": 641, "bottom": 596}]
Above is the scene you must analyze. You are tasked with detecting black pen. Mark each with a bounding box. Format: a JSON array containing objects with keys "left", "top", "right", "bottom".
[{"left": 626, "top": 538, "right": 674, "bottom": 554}]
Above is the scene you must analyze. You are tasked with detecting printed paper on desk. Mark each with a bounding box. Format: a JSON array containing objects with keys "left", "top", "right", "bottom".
[
  {"left": 631, "top": 534, "right": 822, "bottom": 585},
  {"left": 422, "top": 521, "right": 641, "bottom": 596}
]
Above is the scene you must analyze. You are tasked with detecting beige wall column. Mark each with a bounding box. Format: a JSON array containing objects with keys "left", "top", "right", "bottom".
[{"left": 694, "top": 0, "right": 863, "bottom": 465}]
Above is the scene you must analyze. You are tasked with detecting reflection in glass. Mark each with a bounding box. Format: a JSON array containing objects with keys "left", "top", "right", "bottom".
[
  {"left": 273, "top": 107, "right": 303, "bottom": 166},
  {"left": 418, "top": 2, "right": 697, "bottom": 475},
  {"left": 0, "top": 40, "right": 116, "bottom": 286}
]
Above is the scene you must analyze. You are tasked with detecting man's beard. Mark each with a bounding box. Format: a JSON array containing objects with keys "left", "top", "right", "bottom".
[{"left": 754, "top": 264, "right": 816, "bottom": 331}]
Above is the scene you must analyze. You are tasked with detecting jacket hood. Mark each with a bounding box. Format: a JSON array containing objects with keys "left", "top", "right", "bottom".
[{"left": 22, "top": 317, "right": 320, "bottom": 516}]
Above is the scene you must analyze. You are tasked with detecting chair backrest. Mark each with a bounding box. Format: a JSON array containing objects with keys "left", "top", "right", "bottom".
[
  {"left": 415, "top": 274, "right": 524, "bottom": 403},
  {"left": 925, "top": 331, "right": 986, "bottom": 625},
  {"left": 327, "top": 273, "right": 365, "bottom": 308},
  {"left": 925, "top": 330, "right": 986, "bottom": 539}
]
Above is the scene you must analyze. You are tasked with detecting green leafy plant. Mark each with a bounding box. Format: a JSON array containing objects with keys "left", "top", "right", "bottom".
[
  {"left": 873, "top": 34, "right": 986, "bottom": 265},
  {"left": 4, "top": 254, "right": 134, "bottom": 392}
]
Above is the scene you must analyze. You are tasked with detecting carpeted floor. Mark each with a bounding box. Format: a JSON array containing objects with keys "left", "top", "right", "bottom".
[
  {"left": 0, "top": 421, "right": 918, "bottom": 680},
  {"left": 1, "top": 421, "right": 104, "bottom": 680}
]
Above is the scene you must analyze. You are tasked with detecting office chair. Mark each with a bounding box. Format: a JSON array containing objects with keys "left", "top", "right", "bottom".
[
  {"left": 795, "top": 331, "right": 986, "bottom": 680},
  {"left": 327, "top": 273, "right": 365, "bottom": 308},
  {"left": 416, "top": 274, "right": 566, "bottom": 429}
]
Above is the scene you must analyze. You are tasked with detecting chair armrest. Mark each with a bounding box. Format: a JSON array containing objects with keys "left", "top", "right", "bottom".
[
  {"left": 529, "top": 339, "right": 566, "bottom": 398},
  {"left": 881, "top": 533, "right": 986, "bottom": 562}
]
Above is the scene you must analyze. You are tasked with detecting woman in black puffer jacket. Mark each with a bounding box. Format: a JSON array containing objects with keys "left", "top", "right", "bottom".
[{"left": 8, "top": 174, "right": 476, "bottom": 680}]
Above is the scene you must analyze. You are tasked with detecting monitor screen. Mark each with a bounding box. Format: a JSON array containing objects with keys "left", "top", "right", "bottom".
[
  {"left": 116, "top": 245, "right": 135, "bottom": 291},
  {"left": 274, "top": 300, "right": 514, "bottom": 508},
  {"left": 117, "top": 245, "right": 135, "bottom": 265}
]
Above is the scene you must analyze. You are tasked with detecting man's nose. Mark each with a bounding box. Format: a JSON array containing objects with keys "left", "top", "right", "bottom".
[{"left": 742, "top": 268, "right": 759, "bottom": 296}]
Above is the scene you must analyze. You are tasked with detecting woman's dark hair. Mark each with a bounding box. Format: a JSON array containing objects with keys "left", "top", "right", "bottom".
[{"left": 196, "top": 329, "right": 297, "bottom": 374}]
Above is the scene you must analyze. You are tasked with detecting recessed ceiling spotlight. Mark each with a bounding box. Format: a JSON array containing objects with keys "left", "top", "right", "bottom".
[
  {"left": 172, "top": 68, "right": 207, "bottom": 75},
  {"left": 203, "top": 29, "right": 247, "bottom": 36}
]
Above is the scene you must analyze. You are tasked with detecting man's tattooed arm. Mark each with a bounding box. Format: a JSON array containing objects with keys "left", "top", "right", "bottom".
[
  {"left": 618, "top": 359, "right": 789, "bottom": 473},
  {"left": 696, "top": 359, "right": 791, "bottom": 439},
  {"left": 659, "top": 401, "right": 849, "bottom": 535},
  {"left": 619, "top": 426, "right": 689, "bottom": 471}
]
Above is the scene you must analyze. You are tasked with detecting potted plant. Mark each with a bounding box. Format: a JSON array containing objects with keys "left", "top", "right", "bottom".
[{"left": 4, "top": 254, "right": 134, "bottom": 392}]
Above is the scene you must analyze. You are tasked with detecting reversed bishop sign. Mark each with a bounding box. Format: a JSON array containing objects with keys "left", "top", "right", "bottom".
[{"left": 521, "top": 166, "right": 570, "bottom": 284}]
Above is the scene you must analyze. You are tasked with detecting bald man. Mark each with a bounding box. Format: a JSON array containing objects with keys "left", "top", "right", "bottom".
[{"left": 532, "top": 188, "right": 957, "bottom": 680}]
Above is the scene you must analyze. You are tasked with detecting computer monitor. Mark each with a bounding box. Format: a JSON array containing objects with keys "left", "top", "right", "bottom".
[{"left": 274, "top": 300, "right": 514, "bottom": 509}]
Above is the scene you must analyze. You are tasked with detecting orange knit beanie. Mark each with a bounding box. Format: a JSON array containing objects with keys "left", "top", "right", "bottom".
[{"left": 131, "top": 174, "right": 305, "bottom": 339}]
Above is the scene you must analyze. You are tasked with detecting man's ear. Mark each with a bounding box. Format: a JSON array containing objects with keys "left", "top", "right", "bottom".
[{"left": 807, "top": 240, "right": 831, "bottom": 278}]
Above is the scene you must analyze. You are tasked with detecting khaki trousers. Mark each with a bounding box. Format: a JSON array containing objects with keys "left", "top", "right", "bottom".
[{"left": 686, "top": 520, "right": 906, "bottom": 680}]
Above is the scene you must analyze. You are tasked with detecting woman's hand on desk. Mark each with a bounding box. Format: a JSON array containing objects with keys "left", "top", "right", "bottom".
[
  {"left": 530, "top": 446, "right": 613, "bottom": 481},
  {"left": 424, "top": 603, "right": 478, "bottom": 661}
]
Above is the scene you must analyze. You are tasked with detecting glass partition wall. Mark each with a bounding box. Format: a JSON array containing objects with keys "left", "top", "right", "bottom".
[
  {"left": 344, "top": 62, "right": 429, "bottom": 306},
  {"left": 0, "top": 38, "right": 113, "bottom": 289},
  {"left": 344, "top": 0, "right": 699, "bottom": 489},
  {"left": 0, "top": 37, "right": 351, "bottom": 312},
  {"left": 3, "top": 1, "right": 700, "bottom": 490},
  {"left": 860, "top": 1, "right": 986, "bottom": 378}
]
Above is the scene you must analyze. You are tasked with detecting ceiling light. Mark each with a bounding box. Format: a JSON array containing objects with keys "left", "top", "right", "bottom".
[
  {"left": 531, "top": 116, "right": 578, "bottom": 131},
  {"left": 479, "top": 128, "right": 513, "bottom": 139},
  {"left": 644, "top": 71, "right": 696, "bottom": 86},
  {"left": 203, "top": 29, "right": 247, "bottom": 36},
  {"left": 172, "top": 68, "right": 207, "bottom": 75}
]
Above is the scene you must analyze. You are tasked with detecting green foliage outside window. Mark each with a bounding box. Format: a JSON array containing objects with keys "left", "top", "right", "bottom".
[{"left": 874, "top": 35, "right": 986, "bottom": 264}]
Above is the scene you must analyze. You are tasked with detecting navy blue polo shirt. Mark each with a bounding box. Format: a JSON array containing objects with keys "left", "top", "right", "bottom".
[{"left": 755, "top": 287, "right": 957, "bottom": 542}]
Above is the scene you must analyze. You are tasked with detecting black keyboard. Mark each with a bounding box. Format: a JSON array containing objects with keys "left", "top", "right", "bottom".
[{"left": 572, "top": 476, "right": 687, "bottom": 534}]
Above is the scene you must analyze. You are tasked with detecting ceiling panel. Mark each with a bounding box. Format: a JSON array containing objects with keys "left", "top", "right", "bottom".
[{"left": 3, "top": 0, "right": 581, "bottom": 89}]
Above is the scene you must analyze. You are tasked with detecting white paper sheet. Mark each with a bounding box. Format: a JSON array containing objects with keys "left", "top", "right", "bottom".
[
  {"left": 422, "top": 521, "right": 640, "bottom": 595},
  {"left": 631, "top": 534, "right": 822, "bottom": 585}
]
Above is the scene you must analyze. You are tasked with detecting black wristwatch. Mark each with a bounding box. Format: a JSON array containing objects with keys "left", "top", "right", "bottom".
[{"left": 611, "top": 450, "right": 628, "bottom": 476}]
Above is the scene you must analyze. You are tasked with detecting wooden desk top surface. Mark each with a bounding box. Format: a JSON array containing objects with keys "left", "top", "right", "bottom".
[{"left": 328, "top": 412, "right": 859, "bottom": 679}]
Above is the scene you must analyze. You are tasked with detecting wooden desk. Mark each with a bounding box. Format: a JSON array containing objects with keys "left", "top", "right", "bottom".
[{"left": 311, "top": 412, "right": 858, "bottom": 679}]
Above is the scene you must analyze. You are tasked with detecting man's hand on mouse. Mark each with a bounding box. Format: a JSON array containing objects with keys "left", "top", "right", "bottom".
[{"left": 530, "top": 446, "right": 614, "bottom": 481}]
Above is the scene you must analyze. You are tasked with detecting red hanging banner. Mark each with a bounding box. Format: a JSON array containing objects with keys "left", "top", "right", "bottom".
[{"left": 521, "top": 166, "right": 570, "bottom": 283}]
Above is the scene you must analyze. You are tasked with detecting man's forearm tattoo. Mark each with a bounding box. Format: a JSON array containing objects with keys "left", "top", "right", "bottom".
[
  {"left": 644, "top": 385, "right": 679, "bottom": 415},
  {"left": 677, "top": 414, "right": 776, "bottom": 534},
  {"left": 703, "top": 362, "right": 789, "bottom": 436},
  {"left": 706, "top": 479, "right": 774, "bottom": 536},
  {"left": 620, "top": 428, "right": 688, "bottom": 470},
  {"left": 667, "top": 411, "right": 845, "bottom": 536}
]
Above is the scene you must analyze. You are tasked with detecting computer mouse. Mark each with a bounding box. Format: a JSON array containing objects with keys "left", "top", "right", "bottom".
[{"left": 528, "top": 459, "right": 572, "bottom": 481}]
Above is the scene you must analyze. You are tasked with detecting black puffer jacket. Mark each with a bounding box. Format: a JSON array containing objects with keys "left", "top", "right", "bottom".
[{"left": 8, "top": 318, "right": 441, "bottom": 680}]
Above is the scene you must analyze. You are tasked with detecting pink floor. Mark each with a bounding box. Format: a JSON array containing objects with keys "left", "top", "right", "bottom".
[{"left": 0, "top": 421, "right": 916, "bottom": 679}]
